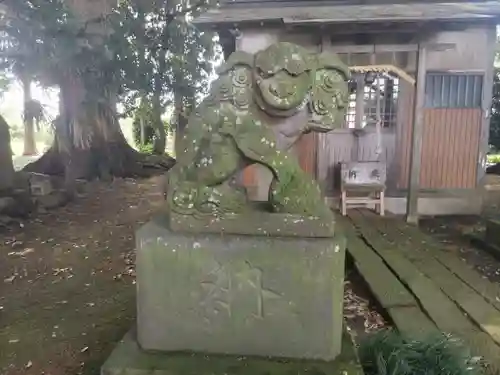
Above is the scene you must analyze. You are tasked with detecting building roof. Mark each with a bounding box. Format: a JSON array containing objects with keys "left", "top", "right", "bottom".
[{"left": 194, "top": 1, "right": 500, "bottom": 25}]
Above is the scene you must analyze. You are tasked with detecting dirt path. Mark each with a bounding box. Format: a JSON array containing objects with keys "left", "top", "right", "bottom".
[{"left": 0, "top": 177, "right": 164, "bottom": 375}]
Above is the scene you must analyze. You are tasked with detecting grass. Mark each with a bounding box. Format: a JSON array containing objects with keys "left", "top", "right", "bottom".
[
  {"left": 358, "top": 330, "right": 481, "bottom": 375},
  {"left": 487, "top": 154, "right": 500, "bottom": 165}
]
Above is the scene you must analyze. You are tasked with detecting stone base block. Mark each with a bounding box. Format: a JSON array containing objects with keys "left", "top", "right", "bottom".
[
  {"left": 486, "top": 218, "right": 500, "bottom": 248},
  {"left": 101, "top": 330, "right": 363, "bottom": 375},
  {"left": 136, "top": 217, "right": 346, "bottom": 361}
]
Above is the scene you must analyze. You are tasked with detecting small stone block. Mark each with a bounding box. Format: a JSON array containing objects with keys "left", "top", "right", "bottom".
[
  {"left": 486, "top": 219, "right": 500, "bottom": 248},
  {"left": 101, "top": 330, "right": 363, "bottom": 375},
  {"left": 136, "top": 217, "right": 345, "bottom": 361}
]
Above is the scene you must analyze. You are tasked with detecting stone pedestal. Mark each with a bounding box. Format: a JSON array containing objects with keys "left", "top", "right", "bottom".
[
  {"left": 101, "top": 329, "right": 363, "bottom": 375},
  {"left": 136, "top": 216, "right": 346, "bottom": 361}
]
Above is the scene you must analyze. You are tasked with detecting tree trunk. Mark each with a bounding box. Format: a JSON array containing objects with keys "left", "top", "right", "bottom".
[
  {"left": 174, "top": 94, "right": 188, "bottom": 157},
  {"left": 0, "top": 115, "right": 15, "bottom": 192},
  {"left": 151, "top": 93, "right": 166, "bottom": 155},
  {"left": 22, "top": 76, "right": 37, "bottom": 156},
  {"left": 140, "top": 116, "right": 146, "bottom": 146},
  {"left": 23, "top": 74, "right": 174, "bottom": 180}
]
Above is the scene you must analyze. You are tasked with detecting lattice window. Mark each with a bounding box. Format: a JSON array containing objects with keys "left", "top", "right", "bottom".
[
  {"left": 345, "top": 75, "right": 400, "bottom": 129},
  {"left": 425, "top": 73, "right": 483, "bottom": 109}
]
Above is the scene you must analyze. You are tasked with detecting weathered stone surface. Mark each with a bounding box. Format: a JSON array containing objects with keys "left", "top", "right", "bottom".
[
  {"left": 486, "top": 218, "right": 500, "bottom": 247},
  {"left": 0, "top": 197, "right": 16, "bottom": 214},
  {"left": 169, "top": 210, "right": 335, "bottom": 238},
  {"left": 35, "top": 191, "right": 69, "bottom": 209},
  {"left": 27, "top": 172, "right": 54, "bottom": 196},
  {"left": 136, "top": 218, "right": 346, "bottom": 360},
  {"left": 101, "top": 329, "right": 363, "bottom": 375}
]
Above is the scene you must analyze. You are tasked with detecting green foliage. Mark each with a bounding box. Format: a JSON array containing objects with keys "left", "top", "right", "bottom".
[
  {"left": 358, "top": 330, "right": 482, "bottom": 375},
  {"left": 109, "top": 0, "right": 220, "bottom": 121},
  {"left": 137, "top": 143, "right": 155, "bottom": 154},
  {"left": 0, "top": 0, "right": 219, "bottom": 126},
  {"left": 0, "top": 0, "right": 109, "bottom": 88},
  {"left": 487, "top": 153, "right": 500, "bottom": 164}
]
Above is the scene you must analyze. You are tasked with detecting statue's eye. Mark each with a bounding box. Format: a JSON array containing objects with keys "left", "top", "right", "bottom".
[{"left": 287, "top": 60, "right": 303, "bottom": 76}]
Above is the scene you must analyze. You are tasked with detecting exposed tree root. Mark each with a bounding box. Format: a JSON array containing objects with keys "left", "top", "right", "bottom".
[{"left": 23, "top": 144, "right": 176, "bottom": 180}]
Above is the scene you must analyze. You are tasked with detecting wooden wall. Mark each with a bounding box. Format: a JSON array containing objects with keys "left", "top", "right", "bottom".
[
  {"left": 396, "top": 85, "right": 482, "bottom": 190},
  {"left": 396, "top": 105, "right": 482, "bottom": 189},
  {"left": 295, "top": 132, "right": 318, "bottom": 178},
  {"left": 420, "top": 109, "right": 481, "bottom": 189}
]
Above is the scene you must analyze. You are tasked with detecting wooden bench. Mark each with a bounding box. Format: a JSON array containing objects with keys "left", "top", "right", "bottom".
[{"left": 340, "top": 161, "right": 386, "bottom": 216}]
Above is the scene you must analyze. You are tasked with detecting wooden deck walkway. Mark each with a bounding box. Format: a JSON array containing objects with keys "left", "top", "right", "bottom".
[{"left": 340, "top": 210, "right": 500, "bottom": 374}]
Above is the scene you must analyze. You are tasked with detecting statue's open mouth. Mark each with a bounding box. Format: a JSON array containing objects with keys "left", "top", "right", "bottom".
[{"left": 258, "top": 81, "right": 304, "bottom": 111}]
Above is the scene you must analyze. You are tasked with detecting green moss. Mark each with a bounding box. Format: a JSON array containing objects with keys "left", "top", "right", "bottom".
[
  {"left": 269, "top": 154, "right": 332, "bottom": 219},
  {"left": 167, "top": 42, "right": 347, "bottom": 220}
]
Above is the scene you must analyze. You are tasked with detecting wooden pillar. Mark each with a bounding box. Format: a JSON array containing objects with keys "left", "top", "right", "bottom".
[
  {"left": 406, "top": 45, "right": 426, "bottom": 224},
  {"left": 477, "top": 25, "right": 497, "bottom": 185},
  {"left": 352, "top": 74, "right": 365, "bottom": 160}
]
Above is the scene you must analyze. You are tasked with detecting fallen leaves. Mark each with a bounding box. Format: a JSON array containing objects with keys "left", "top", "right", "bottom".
[
  {"left": 0, "top": 176, "right": 167, "bottom": 373},
  {"left": 52, "top": 267, "right": 73, "bottom": 279},
  {"left": 7, "top": 248, "right": 35, "bottom": 257},
  {"left": 114, "top": 250, "right": 136, "bottom": 281},
  {"left": 344, "top": 280, "right": 388, "bottom": 334},
  {"left": 4, "top": 275, "right": 16, "bottom": 283}
]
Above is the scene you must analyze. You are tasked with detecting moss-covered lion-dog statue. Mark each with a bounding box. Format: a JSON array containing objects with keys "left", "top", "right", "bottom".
[{"left": 166, "top": 42, "right": 350, "bottom": 221}]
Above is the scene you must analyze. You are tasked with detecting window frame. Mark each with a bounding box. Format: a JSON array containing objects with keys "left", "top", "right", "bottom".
[{"left": 424, "top": 71, "right": 484, "bottom": 110}]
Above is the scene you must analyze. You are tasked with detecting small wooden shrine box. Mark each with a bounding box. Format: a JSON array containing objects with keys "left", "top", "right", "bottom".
[{"left": 340, "top": 161, "right": 386, "bottom": 216}]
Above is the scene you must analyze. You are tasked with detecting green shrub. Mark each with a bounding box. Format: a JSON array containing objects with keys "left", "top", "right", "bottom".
[
  {"left": 138, "top": 143, "right": 155, "bottom": 154},
  {"left": 358, "top": 330, "right": 481, "bottom": 375},
  {"left": 487, "top": 154, "right": 500, "bottom": 164}
]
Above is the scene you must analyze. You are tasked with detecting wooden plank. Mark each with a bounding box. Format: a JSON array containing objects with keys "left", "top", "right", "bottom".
[
  {"left": 329, "top": 43, "right": 455, "bottom": 54},
  {"left": 337, "top": 218, "right": 437, "bottom": 339},
  {"left": 347, "top": 212, "right": 500, "bottom": 372},
  {"left": 195, "top": 2, "right": 500, "bottom": 24},
  {"left": 406, "top": 45, "right": 426, "bottom": 224},
  {"left": 352, "top": 211, "right": 500, "bottom": 347},
  {"left": 360, "top": 211, "right": 500, "bottom": 313},
  {"left": 420, "top": 109, "right": 481, "bottom": 189}
]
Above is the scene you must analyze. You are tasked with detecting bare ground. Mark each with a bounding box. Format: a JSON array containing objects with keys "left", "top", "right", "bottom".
[
  {"left": 0, "top": 177, "right": 163, "bottom": 375},
  {"left": 420, "top": 216, "right": 500, "bottom": 283},
  {"left": 0, "top": 177, "right": 387, "bottom": 375}
]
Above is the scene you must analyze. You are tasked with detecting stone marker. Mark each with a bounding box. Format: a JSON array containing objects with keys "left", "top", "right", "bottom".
[
  {"left": 102, "top": 42, "right": 356, "bottom": 375},
  {"left": 136, "top": 217, "right": 345, "bottom": 360}
]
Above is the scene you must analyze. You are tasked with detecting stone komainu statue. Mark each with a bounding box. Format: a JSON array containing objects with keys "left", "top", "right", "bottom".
[{"left": 167, "top": 42, "right": 350, "bottom": 220}]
